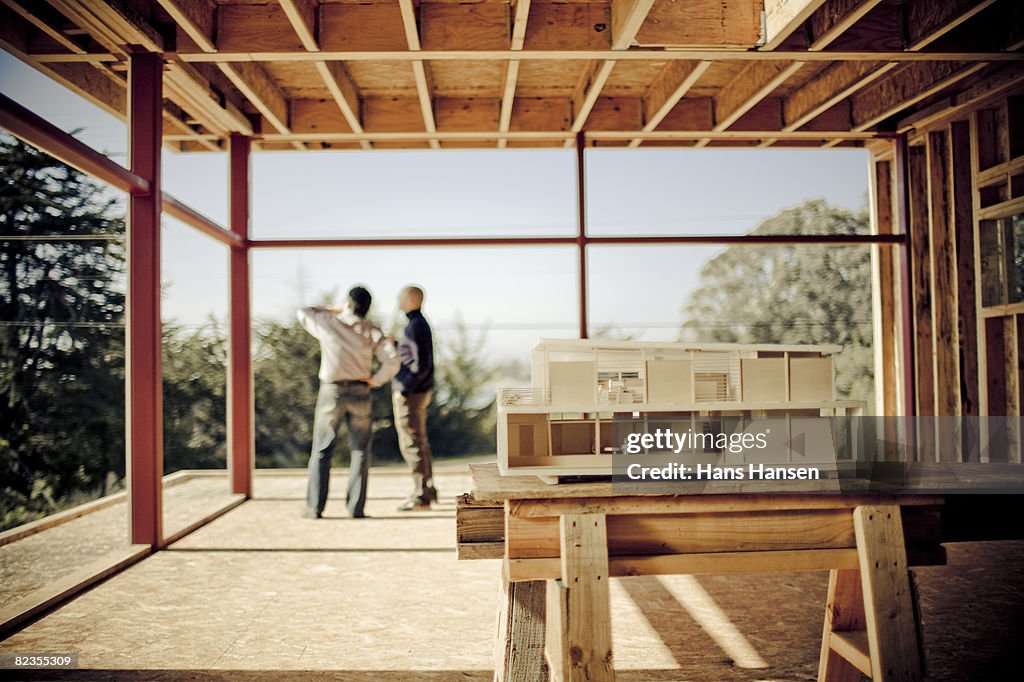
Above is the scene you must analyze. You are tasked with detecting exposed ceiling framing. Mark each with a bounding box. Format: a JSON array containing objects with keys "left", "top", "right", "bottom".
[{"left": 0, "top": 0, "right": 1019, "bottom": 152}]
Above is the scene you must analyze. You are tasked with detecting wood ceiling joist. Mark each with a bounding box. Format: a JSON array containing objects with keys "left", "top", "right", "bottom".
[
  {"left": 398, "top": 0, "right": 439, "bottom": 150},
  {"left": 2, "top": 0, "right": 87, "bottom": 55},
  {"left": 694, "top": 60, "right": 805, "bottom": 147},
  {"left": 275, "top": 0, "right": 369, "bottom": 150},
  {"left": 566, "top": 0, "right": 656, "bottom": 146},
  {"left": 497, "top": 0, "right": 531, "bottom": 149},
  {"left": 847, "top": 0, "right": 1024, "bottom": 132},
  {"left": 905, "top": 0, "right": 997, "bottom": 51},
  {"left": 627, "top": 60, "right": 711, "bottom": 147},
  {"left": 805, "top": 0, "right": 884, "bottom": 51},
  {"left": 762, "top": 0, "right": 827, "bottom": 51}
]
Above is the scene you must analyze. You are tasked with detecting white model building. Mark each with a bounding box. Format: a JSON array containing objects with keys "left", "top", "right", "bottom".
[{"left": 496, "top": 339, "right": 866, "bottom": 477}]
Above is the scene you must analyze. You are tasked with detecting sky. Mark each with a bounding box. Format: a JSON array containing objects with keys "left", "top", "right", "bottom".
[{"left": 1, "top": 50, "right": 872, "bottom": 364}]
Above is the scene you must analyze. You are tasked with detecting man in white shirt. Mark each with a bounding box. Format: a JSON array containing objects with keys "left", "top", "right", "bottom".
[{"left": 297, "top": 286, "right": 399, "bottom": 518}]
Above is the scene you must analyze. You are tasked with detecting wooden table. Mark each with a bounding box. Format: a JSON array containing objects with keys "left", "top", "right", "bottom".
[{"left": 457, "top": 463, "right": 948, "bottom": 682}]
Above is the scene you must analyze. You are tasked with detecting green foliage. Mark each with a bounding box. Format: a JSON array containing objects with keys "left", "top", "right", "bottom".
[
  {"left": 162, "top": 319, "right": 228, "bottom": 473},
  {"left": 680, "top": 199, "right": 874, "bottom": 404},
  {"left": 0, "top": 135, "right": 126, "bottom": 528}
]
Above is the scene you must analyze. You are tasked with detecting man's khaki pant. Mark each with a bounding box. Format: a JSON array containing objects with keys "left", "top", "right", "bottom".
[{"left": 392, "top": 389, "right": 435, "bottom": 502}]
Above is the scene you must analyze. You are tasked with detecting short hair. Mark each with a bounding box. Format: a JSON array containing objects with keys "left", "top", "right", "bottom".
[{"left": 348, "top": 285, "right": 372, "bottom": 318}]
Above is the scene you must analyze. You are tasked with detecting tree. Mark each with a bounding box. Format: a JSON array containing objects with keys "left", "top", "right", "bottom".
[
  {"left": 0, "top": 135, "right": 126, "bottom": 529},
  {"left": 680, "top": 199, "right": 874, "bottom": 404},
  {"left": 162, "top": 318, "right": 227, "bottom": 473}
]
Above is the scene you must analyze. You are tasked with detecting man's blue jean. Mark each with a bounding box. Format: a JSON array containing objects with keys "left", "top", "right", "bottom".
[{"left": 306, "top": 381, "right": 373, "bottom": 516}]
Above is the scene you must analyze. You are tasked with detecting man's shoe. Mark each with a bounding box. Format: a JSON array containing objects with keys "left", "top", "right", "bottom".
[
  {"left": 351, "top": 512, "right": 371, "bottom": 519},
  {"left": 397, "top": 497, "right": 430, "bottom": 512},
  {"left": 300, "top": 508, "right": 322, "bottom": 519}
]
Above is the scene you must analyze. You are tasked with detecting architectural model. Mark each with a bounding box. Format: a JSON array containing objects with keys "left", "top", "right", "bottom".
[{"left": 496, "top": 340, "right": 866, "bottom": 477}]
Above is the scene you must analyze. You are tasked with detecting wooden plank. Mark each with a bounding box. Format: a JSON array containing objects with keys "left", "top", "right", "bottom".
[
  {"left": 628, "top": 60, "right": 710, "bottom": 146},
  {"left": 0, "top": 544, "right": 151, "bottom": 637},
  {"left": 507, "top": 508, "right": 868, "bottom": 560},
  {"left": 853, "top": 505, "right": 923, "bottom": 682},
  {"left": 156, "top": 0, "right": 215, "bottom": 52},
  {"left": 872, "top": 160, "right": 898, "bottom": 418},
  {"left": 278, "top": 0, "right": 317, "bottom": 52},
  {"left": 509, "top": 547, "right": 863, "bottom": 581},
  {"left": 2, "top": 0, "right": 86, "bottom": 54},
  {"left": 497, "top": 0, "right": 531, "bottom": 148},
  {"left": 458, "top": 541, "right": 505, "bottom": 560},
  {"left": 611, "top": 0, "right": 657, "bottom": 49},
  {"left": 908, "top": 145, "right": 936, "bottom": 425},
  {"left": 495, "top": 580, "right": 548, "bottom": 682},
  {"left": 641, "top": 0, "right": 764, "bottom": 48},
  {"left": 314, "top": 60, "right": 367, "bottom": 146},
  {"left": 713, "top": 60, "right": 806, "bottom": 131},
  {"left": 555, "top": 513, "right": 613, "bottom": 681},
  {"left": 507, "top": 495, "right": 943, "bottom": 517},
  {"left": 319, "top": 3, "right": 407, "bottom": 52},
  {"left": 783, "top": 61, "right": 894, "bottom": 130},
  {"left": 399, "top": 0, "right": 440, "bottom": 149},
  {"left": 567, "top": 0, "right": 655, "bottom": 139},
  {"left": 829, "top": 630, "right": 872, "bottom": 677},
  {"left": 807, "top": 0, "right": 884, "bottom": 51},
  {"left": 851, "top": 61, "right": 986, "bottom": 131},
  {"left": 546, "top": 579, "right": 570, "bottom": 681},
  {"left": 420, "top": 3, "right": 509, "bottom": 51},
  {"left": 217, "top": 3, "right": 305, "bottom": 53},
  {"left": 763, "top": 0, "right": 827, "bottom": 50},
  {"left": 927, "top": 130, "right": 961, "bottom": 438},
  {"left": 906, "top": 0, "right": 998, "bottom": 51},
  {"left": 218, "top": 61, "right": 290, "bottom": 134},
  {"left": 951, "top": 121, "right": 980, "bottom": 422},
  {"left": 818, "top": 568, "right": 867, "bottom": 682}
]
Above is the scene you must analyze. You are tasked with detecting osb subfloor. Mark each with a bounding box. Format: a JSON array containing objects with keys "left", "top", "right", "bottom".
[
  {"left": 1, "top": 469, "right": 1022, "bottom": 681},
  {"left": 0, "top": 476, "right": 237, "bottom": 611}
]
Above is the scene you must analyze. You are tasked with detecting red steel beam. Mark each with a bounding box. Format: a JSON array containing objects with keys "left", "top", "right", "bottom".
[
  {"left": 0, "top": 93, "right": 149, "bottom": 195},
  {"left": 228, "top": 134, "right": 254, "bottom": 497},
  {"left": 247, "top": 234, "right": 905, "bottom": 248},
  {"left": 126, "top": 51, "right": 164, "bottom": 548},
  {"left": 576, "top": 131, "right": 589, "bottom": 340},
  {"left": 163, "top": 193, "right": 243, "bottom": 248}
]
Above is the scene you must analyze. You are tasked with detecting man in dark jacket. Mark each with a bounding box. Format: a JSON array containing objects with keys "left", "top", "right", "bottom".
[{"left": 392, "top": 285, "right": 437, "bottom": 511}]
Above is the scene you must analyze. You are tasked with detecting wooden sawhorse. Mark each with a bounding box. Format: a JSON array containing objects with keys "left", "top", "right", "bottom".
[{"left": 457, "top": 464, "right": 945, "bottom": 682}]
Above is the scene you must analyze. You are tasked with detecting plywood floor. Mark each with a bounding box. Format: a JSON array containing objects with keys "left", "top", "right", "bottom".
[{"left": 1, "top": 468, "right": 1022, "bottom": 680}]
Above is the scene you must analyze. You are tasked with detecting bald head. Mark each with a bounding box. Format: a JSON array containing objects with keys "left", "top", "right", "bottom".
[{"left": 399, "top": 285, "right": 424, "bottom": 313}]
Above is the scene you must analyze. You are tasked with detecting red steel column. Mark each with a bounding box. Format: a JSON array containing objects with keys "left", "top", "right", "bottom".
[
  {"left": 228, "top": 134, "right": 254, "bottom": 496},
  {"left": 894, "top": 135, "right": 917, "bottom": 418},
  {"left": 576, "top": 132, "right": 589, "bottom": 339},
  {"left": 127, "top": 51, "right": 164, "bottom": 547}
]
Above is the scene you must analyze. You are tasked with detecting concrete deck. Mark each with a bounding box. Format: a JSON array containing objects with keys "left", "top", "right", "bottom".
[{"left": 0, "top": 468, "right": 1022, "bottom": 680}]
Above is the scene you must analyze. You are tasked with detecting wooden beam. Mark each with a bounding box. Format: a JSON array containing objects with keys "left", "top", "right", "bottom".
[
  {"left": 314, "top": 61, "right": 367, "bottom": 149},
  {"left": 567, "top": 0, "right": 655, "bottom": 143},
  {"left": 1, "top": 0, "right": 86, "bottom": 54},
  {"left": 851, "top": 61, "right": 986, "bottom": 131},
  {"left": 908, "top": 144, "right": 935, "bottom": 420},
  {"left": 156, "top": 0, "right": 215, "bottom": 52},
  {"left": 175, "top": 49, "right": 1024, "bottom": 64},
  {"left": 906, "top": 0, "right": 998, "bottom": 51},
  {"left": 217, "top": 61, "right": 290, "bottom": 136},
  {"left": 628, "top": 60, "right": 711, "bottom": 147},
  {"left": 398, "top": 0, "right": 439, "bottom": 149},
  {"left": 927, "top": 130, "right": 960, "bottom": 427},
  {"left": 950, "top": 121, "right": 979, "bottom": 420},
  {"left": 497, "top": 0, "right": 531, "bottom": 149},
  {"left": 716, "top": 61, "right": 806, "bottom": 131},
  {"left": 278, "top": 0, "right": 317, "bottom": 52},
  {"left": 783, "top": 60, "right": 895, "bottom": 130},
  {"left": 806, "top": 0, "right": 884, "bottom": 51},
  {"left": 763, "top": 0, "right": 827, "bottom": 50}
]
